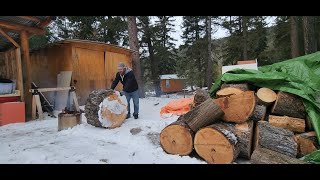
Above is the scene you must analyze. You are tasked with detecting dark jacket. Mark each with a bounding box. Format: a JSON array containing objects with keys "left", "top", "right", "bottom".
[{"left": 111, "top": 68, "right": 139, "bottom": 93}]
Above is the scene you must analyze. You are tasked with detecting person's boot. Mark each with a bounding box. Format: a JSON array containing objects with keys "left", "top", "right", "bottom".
[
  {"left": 133, "top": 113, "right": 138, "bottom": 119},
  {"left": 126, "top": 113, "right": 131, "bottom": 119}
]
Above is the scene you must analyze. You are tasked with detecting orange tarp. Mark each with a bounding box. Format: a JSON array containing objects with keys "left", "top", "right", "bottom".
[{"left": 160, "top": 96, "right": 194, "bottom": 118}]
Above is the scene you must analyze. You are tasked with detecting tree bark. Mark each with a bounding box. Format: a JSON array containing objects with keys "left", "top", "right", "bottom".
[
  {"left": 127, "top": 16, "right": 145, "bottom": 98},
  {"left": 220, "top": 83, "right": 249, "bottom": 91},
  {"left": 290, "top": 16, "right": 300, "bottom": 58},
  {"left": 184, "top": 98, "right": 224, "bottom": 132},
  {"left": 214, "top": 91, "right": 256, "bottom": 124},
  {"left": 271, "top": 91, "right": 306, "bottom": 119},
  {"left": 194, "top": 123, "right": 240, "bottom": 164},
  {"left": 84, "top": 89, "right": 115, "bottom": 127},
  {"left": 234, "top": 121, "right": 254, "bottom": 159},
  {"left": 295, "top": 131, "right": 319, "bottom": 157},
  {"left": 192, "top": 89, "right": 210, "bottom": 108},
  {"left": 251, "top": 148, "right": 308, "bottom": 164},
  {"left": 303, "top": 16, "right": 317, "bottom": 54},
  {"left": 242, "top": 16, "right": 248, "bottom": 60},
  {"left": 268, "top": 115, "right": 305, "bottom": 133},
  {"left": 254, "top": 121, "right": 297, "bottom": 157},
  {"left": 160, "top": 117, "right": 194, "bottom": 155},
  {"left": 249, "top": 105, "right": 267, "bottom": 121},
  {"left": 206, "top": 16, "right": 213, "bottom": 88}
]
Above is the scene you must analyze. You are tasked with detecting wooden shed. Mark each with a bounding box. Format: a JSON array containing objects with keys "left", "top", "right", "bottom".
[
  {"left": 159, "top": 74, "right": 185, "bottom": 93},
  {"left": 29, "top": 39, "right": 134, "bottom": 105}
]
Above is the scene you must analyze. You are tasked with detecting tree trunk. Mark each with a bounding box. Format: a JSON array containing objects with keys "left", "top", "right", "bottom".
[
  {"left": 268, "top": 115, "right": 305, "bottom": 133},
  {"left": 206, "top": 16, "right": 213, "bottom": 88},
  {"left": 127, "top": 16, "right": 145, "bottom": 98},
  {"left": 295, "top": 131, "right": 319, "bottom": 157},
  {"left": 253, "top": 121, "right": 297, "bottom": 157},
  {"left": 84, "top": 89, "right": 116, "bottom": 127},
  {"left": 160, "top": 117, "right": 194, "bottom": 156},
  {"left": 216, "top": 87, "right": 244, "bottom": 98},
  {"left": 183, "top": 98, "right": 224, "bottom": 132},
  {"left": 271, "top": 91, "right": 306, "bottom": 119},
  {"left": 290, "top": 16, "right": 300, "bottom": 58},
  {"left": 220, "top": 83, "right": 249, "bottom": 91},
  {"left": 251, "top": 148, "right": 308, "bottom": 164},
  {"left": 249, "top": 105, "right": 267, "bottom": 121},
  {"left": 214, "top": 91, "right": 256, "bottom": 124},
  {"left": 256, "top": 87, "right": 277, "bottom": 107},
  {"left": 303, "top": 16, "right": 317, "bottom": 54},
  {"left": 194, "top": 123, "right": 240, "bottom": 164},
  {"left": 192, "top": 89, "right": 210, "bottom": 108},
  {"left": 242, "top": 16, "right": 248, "bottom": 60}
]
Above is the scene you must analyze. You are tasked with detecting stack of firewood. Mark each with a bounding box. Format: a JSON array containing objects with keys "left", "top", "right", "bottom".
[{"left": 160, "top": 84, "right": 319, "bottom": 164}]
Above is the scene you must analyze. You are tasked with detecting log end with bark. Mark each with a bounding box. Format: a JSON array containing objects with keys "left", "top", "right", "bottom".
[
  {"left": 160, "top": 118, "right": 194, "bottom": 156},
  {"left": 194, "top": 123, "right": 240, "bottom": 164},
  {"left": 256, "top": 87, "right": 277, "bottom": 106},
  {"left": 296, "top": 131, "right": 320, "bottom": 157},
  {"left": 214, "top": 91, "right": 256, "bottom": 124}
]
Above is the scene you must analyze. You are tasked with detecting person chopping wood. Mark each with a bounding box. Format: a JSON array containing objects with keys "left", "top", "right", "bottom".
[{"left": 111, "top": 62, "right": 139, "bottom": 119}]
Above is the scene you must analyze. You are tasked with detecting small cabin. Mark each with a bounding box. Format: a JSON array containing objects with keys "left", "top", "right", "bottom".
[
  {"left": 159, "top": 74, "right": 185, "bottom": 93},
  {"left": 29, "top": 39, "right": 135, "bottom": 105}
]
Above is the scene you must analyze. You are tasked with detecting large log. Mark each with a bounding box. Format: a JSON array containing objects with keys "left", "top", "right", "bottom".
[
  {"left": 214, "top": 91, "right": 256, "bottom": 124},
  {"left": 194, "top": 123, "right": 240, "bottom": 164},
  {"left": 296, "top": 131, "right": 320, "bottom": 157},
  {"left": 251, "top": 148, "right": 308, "bottom": 164},
  {"left": 216, "top": 87, "right": 244, "bottom": 98},
  {"left": 249, "top": 105, "right": 267, "bottom": 121},
  {"left": 184, "top": 98, "right": 224, "bottom": 132},
  {"left": 271, "top": 91, "right": 306, "bottom": 119},
  {"left": 268, "top": 115, "right": 305, "bottom": 133},
  {"left": 191, "top": 89, "right": 210, "bottom": 109},
  {"left": 256, "top": 88, "right": 277, "bottom": 106},
  {"left": 220, "top": 83, "right": 250, "bottom": 91},
  {"left": 160, "top": 118, "right": 194, "bottom": 155},
  {"left": 85, "top": 89, "right": 127, "bottom": 128},
  {"left": 254, "top": 121, "right": 297, "bottom": 157}
]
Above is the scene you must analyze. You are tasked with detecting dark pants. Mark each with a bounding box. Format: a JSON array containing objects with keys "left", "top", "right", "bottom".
[{"left": 124, "top": 90, "right": 139, "bottom": 115}]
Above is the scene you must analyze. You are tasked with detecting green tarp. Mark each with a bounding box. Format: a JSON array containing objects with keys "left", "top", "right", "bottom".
[{"left": 209, "top": 52, "right": 320, "bottom": 163}]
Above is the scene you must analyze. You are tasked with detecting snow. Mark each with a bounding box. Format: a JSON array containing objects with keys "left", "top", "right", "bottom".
[
  {"left": 0, "top": 93, "right": 249, "bottom": 164},
  {"left": 159, "top": 74, "right": 185, "bottom": 80}
]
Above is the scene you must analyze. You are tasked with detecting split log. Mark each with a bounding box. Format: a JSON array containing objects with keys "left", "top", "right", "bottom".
[
  {"left": 254, "top": 121, "right": 297, "bottom": 157},
  {"left": 256, "top": 87, "right": 277, "bottom": 106},
  {"left": 251, "top": 148, "right": 308, "bottom": 164},
  {"left": 216, "top": 87, "right": 244, "bottom": 98},
  {"left": 85, "top": 89, "right": 127, "bottom": 128},
  {"left": 220, "top": 83, "right": 249, "bottom": 91},
  {"left": 192, "top": 89, "right": 210, "bottom": 108},
  {"left": 305, "top": 116, "right": 314, "bottom": 131},
  {"left": 296, "top": 131, "right": 320, "bottom": 157},
  {"left": 214, "top": 91, "right": 256, "bottom": 124},
  {"left": 160, "top": 118, "right": 194, "bottom": 156},
  {"left": 271, "top": 91, "right": 306, "bottom": 119},
  {"left": 268, "top": 115, "right": 305, "bottom": 133},
  {"left": 194, "top": 123, "right": 240, "bottom": 164},
  {"left": 249, "top": 105, "right": 267, "bottom": 121},
  {"left": 184, "top": 98, "right": 224, "bottom": 132}
]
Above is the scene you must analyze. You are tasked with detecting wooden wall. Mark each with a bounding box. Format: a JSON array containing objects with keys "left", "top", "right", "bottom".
[
  {"left": 160, "top": 79, "right": 185, "bottom": 93},
  {"left": 0, "top": 49, "right": 17, "bottom": 81}
]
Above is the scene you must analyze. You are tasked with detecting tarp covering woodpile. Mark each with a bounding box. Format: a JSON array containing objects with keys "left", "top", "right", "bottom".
[{"left": 209, "top": 52, "right": 320, "bottom": 163}]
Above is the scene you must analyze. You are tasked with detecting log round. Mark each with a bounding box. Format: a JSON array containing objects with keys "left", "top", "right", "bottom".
[
  {"left": 160, "top": 119, "right": 194, "bottom": 155},
  {"left": 194, "top": 123, "right": 240, "bottom": 164},
  {"left": 216, "top": 87, "right": 244, "bottom": 98},
  {"left": 85, "top": 89, "right": 127, "bottom": 128}
]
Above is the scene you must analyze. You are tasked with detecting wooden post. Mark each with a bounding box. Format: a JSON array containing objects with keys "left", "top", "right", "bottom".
[
  {"left": 4, "top": 52, "right": 9, "bottom": 78},
  {"left": 32, "top": 95, "right": 36, "bottom": 120},
  {"left": 34, "top": 94, "right": 44, "bottom": 120},
  {"left": 15, "top": 48, "right": 24, "bottom": 101},
  {"left": 21, "top": 30, "right": 32, "bottom": 119}
]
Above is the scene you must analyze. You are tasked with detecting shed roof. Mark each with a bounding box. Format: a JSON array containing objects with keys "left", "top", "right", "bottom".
[
  {"left": 0, "top": 16, "right": 54, "bottom": 52},
  {"left": 159, "top": 74, "right": 186, "bottom": 80}
]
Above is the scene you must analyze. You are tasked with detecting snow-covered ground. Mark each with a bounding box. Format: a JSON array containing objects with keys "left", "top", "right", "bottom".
[{"left": 0, "top": 93, "right": 249, "bottom": 164}]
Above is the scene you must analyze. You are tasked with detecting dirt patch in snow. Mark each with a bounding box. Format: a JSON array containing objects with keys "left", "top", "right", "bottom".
[
  {"left": 130, "top": 128, "right": 142, "bottom": 135},
  {"left": 146, "top": 132, "right": 160, "bottom": 147}
]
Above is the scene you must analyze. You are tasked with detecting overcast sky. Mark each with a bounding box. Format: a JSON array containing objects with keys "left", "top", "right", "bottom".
[{"left": 170, "top": 16, "right": 276, "bottom": 48}]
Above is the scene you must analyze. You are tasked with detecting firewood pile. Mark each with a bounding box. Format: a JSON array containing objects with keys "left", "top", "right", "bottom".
[{"left": 160, "top": 83, "right": 319, "bottom": 164}]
